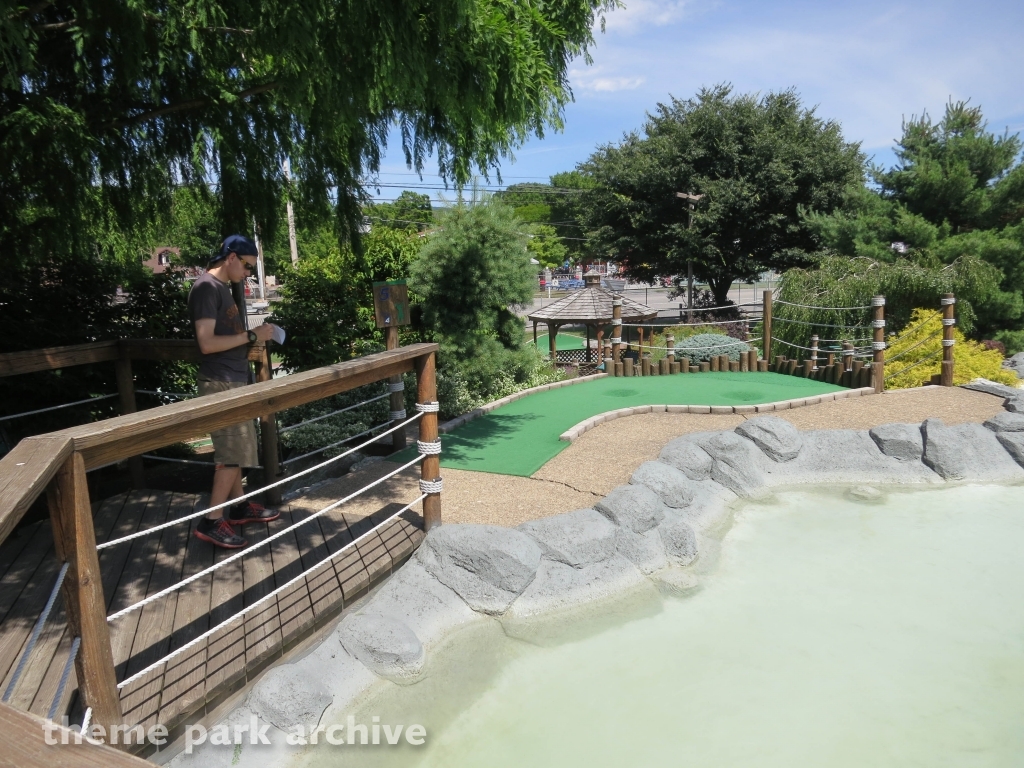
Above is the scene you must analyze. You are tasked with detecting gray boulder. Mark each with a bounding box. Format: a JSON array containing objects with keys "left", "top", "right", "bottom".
[
  {"left": 658, "top": 511, "right": 698, "bottom": 566},
  {"left": 869, "top": 423, "right": 924, "bottom": 461},
  {"left": 614, "top": 527, "right": 669, "bottom": 574},
  {"left": 769, "top": 430, "right": 940, "bottom": 485},
  {"left": 416, "top": 525, "right": 542, "bottom": 615},
  {"left": 1005, "top": 396, "right": 1024, "bottom": 413},
  {"left": 658, "top": 438, "right": 714, "bottom": 480},
  {"left": 247, "top": 665, "right": 332, "bottom": 730},
  {"left": 1002, "top": 351, "right": 1024, "bottom": 379},
  {"left": 961, "top": 379, "right": 1022, "bottom": 399},
  {"left": 356, "top": 560, "right": 478, "bottom": 649},
  {"left": 630, "top": 461, "right": 697, "bottom": 508},
  {"left": 693, "top": 431, "right": 767, "bottom": 496},
  {"left": 996, "top": 432, "right": 1024, "bottom": 467},
  {"left": 735, "top": 417, "right": 803, "bottom": 462},
  {"left": 518, "top": 508, "right": 617, "bottom": 568},
  {"left": 921, "top": 418, "right": 1024, "bottom": 482},
  {"left": 983, "top": 411, "right": 1024, "bottom": 432},
  {"left": 595, "top": 484, "right": 666, "bottom": 533},
  {"left": 337, "top": 613, "right": 424, "bottom": 681},
  {"left": 502, "top": 555, "right": 649, "bottom": 622}
]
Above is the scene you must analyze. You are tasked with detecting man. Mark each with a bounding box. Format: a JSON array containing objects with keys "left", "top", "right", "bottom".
[{"left": 188, "top": 235, "right": 281, "bottom": 548}]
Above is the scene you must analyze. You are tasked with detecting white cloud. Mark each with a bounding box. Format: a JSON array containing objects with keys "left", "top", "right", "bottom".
[
  {"left": 603, "top": 0, "right": 696, "bottom": 32},
  {"left": 569, "top": 66, "right": 646, "bottom": 92}
]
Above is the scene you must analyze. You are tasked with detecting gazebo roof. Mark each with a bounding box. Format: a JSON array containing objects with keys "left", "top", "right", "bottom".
[{"left": 528, "top": 272, "right": 657, "bottom": 324}]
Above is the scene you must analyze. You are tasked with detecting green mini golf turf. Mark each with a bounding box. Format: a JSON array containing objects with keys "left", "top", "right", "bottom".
[
  {"left": 526, "top": 333, "right": 587, "bottom": 350},
  {"left": 397, "top": 372, "right": 845, "bottom": 477}
]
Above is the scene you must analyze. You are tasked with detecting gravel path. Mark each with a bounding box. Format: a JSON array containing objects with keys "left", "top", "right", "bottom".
[{"left": 293, "top": 386, "right": 1007, "bottom": 530}]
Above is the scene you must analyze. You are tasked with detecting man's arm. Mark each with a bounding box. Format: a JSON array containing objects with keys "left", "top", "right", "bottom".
[{"left": 194, "top": 318, "right": 274, "bottom": 355}]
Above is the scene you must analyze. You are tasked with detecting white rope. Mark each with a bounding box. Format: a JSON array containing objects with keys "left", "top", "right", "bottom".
[
  {"left": 871, "top": 319, "right": 885, "bottom": 328},
  {"left": 278, "top": 393, "right": 389, "bottom": 434},
  {"left": 3, "top": 562, "right": 68, "bottom": 703},
  {"left": 135, "top": 389, "right": 197, "bottom": 400},
  {"left": 0, "top": 393, "right": 118, "bottom": 422},
  {"left": 772, "top": 316, "right": 867, "bottom": 330},
  {"left": 774, "top": 299, "right": 872, "bottom": 311},
  {"left": 419, "top": 478, "right": 443, "bottom": 494},
  {"left": 771, "top": 337, "right": 817, "bottom": 353},
  {"left": 108, "top": 454, "right": 426, "bottom": 623},
  {"left": 389, "top": 409, "right": 407, "bottom": 420},
  {"left": 80, "top": 707, "right": 92, "bottom": 734},
  {"left": 415, "top": 401, "right": 440, "bottom": 413},
  {"left": 670, "top": 338, "right": 750, "bottom": 352},
  {"left": 389, "top": 381, "right": 405, "bottom": 392},
  {"left": 621, "top": 318, "right": 745, "bottom": 328},
  {"left": 98, "top": 413, "right": 424, "bottom": 550},
  {"left": 882, "top": 329, "right": 942, "bottom": 364},
  {"left": 872, "top": 296, "right": 886, "bottom": 306},
  {"left": 885, "top": 349, "right": 942, "bottom": 381},
  {"left": 115, "top": 492, "right": 427, "bottom": 691},
  {"left": 872, "top": 341, "right": 887, "bottom": 351},
  {"left": 942, "top": 339, "right": 955, "bottom": 347},
  {"left": 416, "top": 440, "right": 442, "bottom": 455},
  {"left": 280, "top": 422, "right": 399, "bottom": 467},
  {"left": 942, "top": 318, "right": 956, "bottom": 326},
  {"left": 941, "top": 297, "right": 956, "bottom": 305},
  {"left": 49, "top": 636, "right": 80, "bottom": 720},
  {"left": 677, "top": 301, "right": 763, "bottom": 312}
]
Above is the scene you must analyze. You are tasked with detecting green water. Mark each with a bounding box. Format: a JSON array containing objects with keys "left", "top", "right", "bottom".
[{"left": 306, "top": 485, "right": 1024, "bottom": 767}]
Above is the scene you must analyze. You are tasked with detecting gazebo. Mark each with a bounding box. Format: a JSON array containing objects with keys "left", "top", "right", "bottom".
[{"left": 528, "top": 272, "right": 657, "bottom": 362}]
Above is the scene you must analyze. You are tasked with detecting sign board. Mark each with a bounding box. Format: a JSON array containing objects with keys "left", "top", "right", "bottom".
[{"left": 372, "top": 280, "right": 410, "bottom": 328}]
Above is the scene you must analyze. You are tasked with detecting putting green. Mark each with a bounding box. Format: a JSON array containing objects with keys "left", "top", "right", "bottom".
[
  {"left": 399, "top": 372, "right": 845, "bottom": 477},
  {"left": 526, "top": 333, "right": 586, "bottom": 351}
]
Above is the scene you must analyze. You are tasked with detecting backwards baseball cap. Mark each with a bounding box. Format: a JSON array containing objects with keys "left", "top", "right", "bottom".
[{"left": 210, "top": 234, "right": 258, "bottom": 265}]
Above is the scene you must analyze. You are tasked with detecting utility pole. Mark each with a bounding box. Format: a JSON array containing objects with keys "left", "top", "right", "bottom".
[
  {"left": 676, "top": 191, "right": 703, "bottom": 322},
  {"left": 284, "top": 158, "right": 299, "bottom": 268}
]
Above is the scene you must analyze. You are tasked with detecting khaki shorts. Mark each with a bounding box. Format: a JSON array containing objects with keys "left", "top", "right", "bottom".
[{"left": 197, "top": 379, "right": 260, "bottom": 468}]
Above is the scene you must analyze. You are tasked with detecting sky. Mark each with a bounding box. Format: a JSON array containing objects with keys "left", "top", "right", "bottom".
[{"left": 366, "top": 0, "right": 1024, "bottom": 201}]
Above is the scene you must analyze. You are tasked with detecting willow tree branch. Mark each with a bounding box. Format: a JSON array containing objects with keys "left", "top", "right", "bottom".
[{"left": 115, "top": 81, "right": 278, "bottom": 127}]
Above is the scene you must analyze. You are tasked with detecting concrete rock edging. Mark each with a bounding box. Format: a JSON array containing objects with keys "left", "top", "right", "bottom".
[
  {"left": 557, "top": 386, "right": 875, "bottom": 442},
  {"left": 438, "top": 372, "right": 609, "bottom": 434},
  {"left": 181, "top": 396, "right": 1024, "bottom": 768}
]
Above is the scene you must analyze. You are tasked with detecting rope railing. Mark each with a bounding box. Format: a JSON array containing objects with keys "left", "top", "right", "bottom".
[
  {"left": 0, "top": 393, "right": 118, "bottom": 422},
  {"left": 771, "top": 316, "right": 868, "bottom": 330},
  {"left": 2, "top": 563, "right": 68, "bottom": 703},
  {"left": 107, "top": 453, "right": 427, "bottom": 623},
  {"left": 280, "top": 421, "right": 391, "bottom": 466},
  {"left": 97, "top": 413, "right": 424, "bottom": 551},
  {"left": 884, "top": 349, "right": 943, "bottom": 382},
  {"left": 115, "top": 491, "right": 428, "bottom": 691},
  {"left": 883, "top": 329, "right": 943, "bottom": 365},
  {"left": 774, "top": 299, "right": 873, "bottom": 311},
  {"left": 620, "top": 318, "right": 748, "bottom": 328},
  {"left": 135, "top": 389, "right": 197, "bottom": 400},
  {"left": 278, "top": 392, "right": 389, "bottom": 434},
  {"left": 140, "top": 454, "right": 211, "bottom": 466},
  {"left": 49, "top": 636, "right": 80, "bottom": 721}
]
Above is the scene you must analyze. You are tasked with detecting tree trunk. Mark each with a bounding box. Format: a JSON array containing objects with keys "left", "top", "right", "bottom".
[{"left": 708, "top": 276, "right": 733, "bottom": 307}]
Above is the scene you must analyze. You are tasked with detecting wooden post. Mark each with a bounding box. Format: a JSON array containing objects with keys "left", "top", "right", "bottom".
[
  {"left": 659, "top": 357, "right": 670, "bottom": 375},
  {"left": 641, "top": 356, "right": 651, "bottom": 376},
  {"left": 810, "top": 335, "right": 819, "bottom": 371},
  {"left": 585, "top": 325, "right": 592, "bottom": 363},
  {"left": 532, "top": 321, "right": 538, "bottom": 346},
  {"left": 872, "top": 295, "right": 886, "bottom": 393},
  {"left": 415, "top": 351, "right": 441, "bottom": 530},
  {"left": 941, "top": 294, "right": 955, "bottom": 386},
  {"left": 710, "top": 354, "right": 719, "bottom": 372},
  {"left": 762, "top": 289, "right": 773, "bottom": 363},
  {"left": 841, "top": 341, "right": 853, "bottom": 386},
  {"left": 612, "top": 299, "right": 623, "bottom": 375},
  {"left": 113, "top": 349, "right": 145, "bottom": 489},
  {"left": 548, "top": 322, "right": 558, "bottom": 362},
  {"left": 46, "top": 453, "right": 122, "bottom": 739},
  {"left": 623, "top": 358, "right": 634, "bottom": 377},
  {"left": 385, "top": 326, "right": 407, "bottom": 452},
  {"left": 638, "top": 326, "right": 645, "bottom": 367},
  {"left": 679, "top": 356, "right": 690, "bottom": 373},
  {"left": 253, "top": 344, "right": 282, "bottom": 506}
]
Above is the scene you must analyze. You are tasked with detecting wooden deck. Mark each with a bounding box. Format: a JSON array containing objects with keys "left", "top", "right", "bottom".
[{"left": 0, "top": 482, "right": 424, "bottom": 743}]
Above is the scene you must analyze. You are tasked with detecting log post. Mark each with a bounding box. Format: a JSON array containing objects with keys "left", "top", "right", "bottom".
[
  {"left": 710, "top": 354, "right": 719, "bottom": 372},
  {"left": 810, "top": 335, "right": 819, "bottom": 371},
  {"left": 415, "top": 351, "right": 442, "bottom": 530},
  {"left": 941, "top": 294, "right": 956, "bottom": 386},
  {"left": 623, "top": 358, "right": 634, "bottom": 377},
  {"left": 46, "top": 453, "right": 122, "bottom": 739},
  {"left": 548, "top": 322, "right": 558, "bottom": 362},
  {"left": 679, "top": 356, "right": 690, "bottom": 373},
  {"left": 841, "top": 341, "right": 853, "bottom": 387},
  {"left": 872, "top": 295, "right": 886, "bottom": 393},
  {"left": 612, "top": 299, "right": 623, "bottom": 375},
  {"left": 762, "top": 289, "right": 773, "bottom": 363},
  {"left": 253, "top": 344, "right": 282, "bottom": 506},
  {"left": 386, "top": 326, "right": 408, "bottom": 452},
  {"left": 113, "top": 347, "right": 145, "bottom": 489}
]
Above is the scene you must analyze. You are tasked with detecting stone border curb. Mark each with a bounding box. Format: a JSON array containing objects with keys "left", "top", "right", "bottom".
[
  {"left": 558, "top": 387, "right": 875, "bottom": 442},
  {"left": 438, "top": 373, "right": 609, "bottom": 434}
]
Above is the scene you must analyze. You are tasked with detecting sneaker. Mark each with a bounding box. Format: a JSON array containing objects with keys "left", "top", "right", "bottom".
[
  {"left": 195, "top": 517, "right": 247, "bottom": 549},
  {"left": 227, "top": 501, "right": 281, "bottom": 526}
]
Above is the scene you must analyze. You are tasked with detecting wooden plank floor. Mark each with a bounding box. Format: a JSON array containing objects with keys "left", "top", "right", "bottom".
[{"left": 0, "top": 482, "right": 425, "bottom": 736}]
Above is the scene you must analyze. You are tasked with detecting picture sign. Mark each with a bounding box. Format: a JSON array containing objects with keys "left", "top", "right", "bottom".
[{"left": 372, "top": 280, "right": 410, "bottom": 328}]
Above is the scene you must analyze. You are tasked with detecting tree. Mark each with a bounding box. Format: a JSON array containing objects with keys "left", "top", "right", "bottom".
[
  {"left": 875, "top": 101, "right": 1024, "bottom": 232},
  {"left": 367, "top": 192, "right": 433, "bottom": 232},
  {"left": 1, "top": 0, "right": 615, "bottom": 266},
  {"left": 574, "top": 85, "right": 864, "bottom": 304}
]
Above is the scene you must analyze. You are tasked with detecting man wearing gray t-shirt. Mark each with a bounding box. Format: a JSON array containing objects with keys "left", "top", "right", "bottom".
[{"left": 187, "top": 235, "right": 281, "bottom": 548}]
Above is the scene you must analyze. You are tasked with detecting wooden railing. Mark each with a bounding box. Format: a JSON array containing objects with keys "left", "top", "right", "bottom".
[
  {"left": 1, "top": 338, "right": 280, "bottom": 497},
  {"left": 0, "top": 342, "right": 440, "bottom": 746}
]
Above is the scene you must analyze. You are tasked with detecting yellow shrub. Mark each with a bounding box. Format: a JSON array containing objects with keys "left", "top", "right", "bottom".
[{"left": 883, "top": 309, "right": 1018, "bottom": 389}]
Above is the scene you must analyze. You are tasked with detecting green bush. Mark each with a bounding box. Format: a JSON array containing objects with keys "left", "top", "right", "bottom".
[
  {"left": 994, "top": 330, "right": 1024, "bottom": 357},
  {"left": 674, "top": 333, "right": 750, "bottom": 363}
]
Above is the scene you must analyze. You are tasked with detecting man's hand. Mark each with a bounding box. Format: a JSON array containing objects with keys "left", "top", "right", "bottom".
[{"left": 252, "top": 323, "right": 276, "bottom": 342}]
